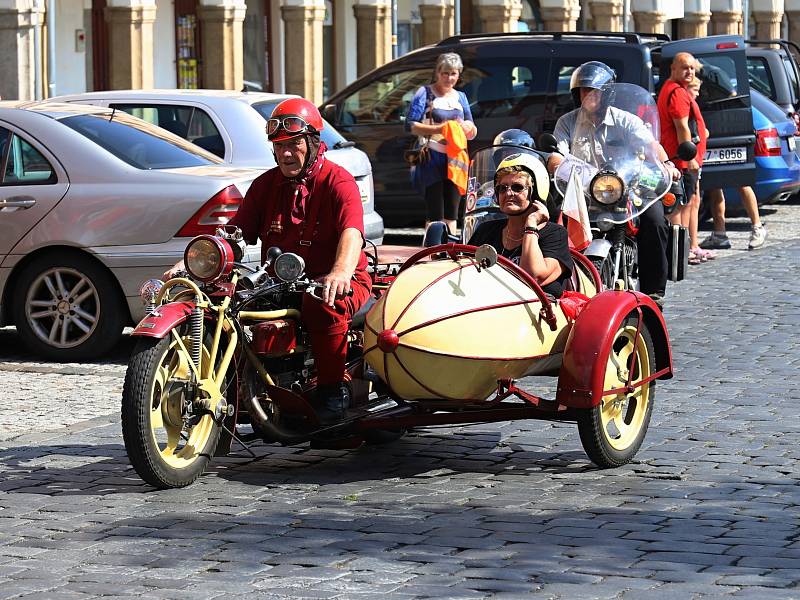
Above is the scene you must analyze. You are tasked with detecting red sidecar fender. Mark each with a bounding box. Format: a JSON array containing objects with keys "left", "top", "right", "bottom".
[
  {"left": 556, "top": 290, "right": 672, "bottom": 409},
  {"left": 131, "top": 301, "right": 196, "bottom": 338}
]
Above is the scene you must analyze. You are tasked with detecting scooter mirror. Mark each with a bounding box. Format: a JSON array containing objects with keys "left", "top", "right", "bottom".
[
  {"left": 677, "top": 141, "right": 698, "bottom": 162},
  {"left": 538, "top": 133, "right": 559, "bottom": 154}
]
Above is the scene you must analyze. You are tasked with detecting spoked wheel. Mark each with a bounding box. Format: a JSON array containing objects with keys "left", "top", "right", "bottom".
[
  {"left": 578, "top": 315, "right": 655, "bottom": 468},
  {"left": 590, "top": 256, "right": 615, "bottom": 291},
  {"left": 122, "top": 325, "right": 222, "bottom": 488}
]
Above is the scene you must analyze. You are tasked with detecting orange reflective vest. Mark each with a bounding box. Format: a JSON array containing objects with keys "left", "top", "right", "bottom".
[{"left": 442, "top": 120, "right": 469, "bottom": 195}]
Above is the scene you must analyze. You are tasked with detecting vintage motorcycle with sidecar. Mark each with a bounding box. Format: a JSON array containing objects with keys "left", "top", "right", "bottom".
[{"left": 122, "top": 218, "right": 674, "bottom": 489}]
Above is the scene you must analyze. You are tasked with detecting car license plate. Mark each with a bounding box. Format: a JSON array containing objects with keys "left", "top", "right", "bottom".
[
  {"left": 790, "top": 136, "right": 797, "bottom": 152},
  {"left": 704, "top": 147, "right": 747, "bottom": 165}
]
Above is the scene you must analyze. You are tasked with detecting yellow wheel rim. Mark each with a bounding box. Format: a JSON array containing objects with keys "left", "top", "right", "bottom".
[
  {"left": 148, "top": 336, "right": 216, "bottom": 468},
  {"left": 600, "top": 324, "right": 651, "bottom": 451}
]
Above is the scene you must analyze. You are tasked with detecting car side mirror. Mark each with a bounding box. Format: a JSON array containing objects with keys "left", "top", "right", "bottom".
[
  {"left": 321, "top": 103, "right": 337, "bottom": 123},
  {"left": 538, "top": 133, "right": 559, "bottom": 153},
  {"left": 677, "top": 140, "right": 698, "bottom": 161}
]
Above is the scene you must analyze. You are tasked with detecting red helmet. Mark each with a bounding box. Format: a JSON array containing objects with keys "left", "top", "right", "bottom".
[{"left": 267, "top": 97, "right": 324, "bottom": 142}]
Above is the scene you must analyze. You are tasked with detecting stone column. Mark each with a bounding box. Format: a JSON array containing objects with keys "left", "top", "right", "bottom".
[
  {"left": 752, "top": 0, "right": 785, "bottom": 40},
  {"left": 539, "top": 0, "right": 581, "bottom": 31},
  {"left": 681, "top": 0, "right": 711, "bottom": 38},
  {"left": 105, "top": 0, "right": 156, "bottom": 90},
  {"left": 787, "top": 0, "right": 800, "bottom": 44},
  {"left": 198, "top": 0, "right": 245, "bottom": 90},
  {"left": 353, "top": 0, "right": 391, "bottom": 77},
  {"left": 0, "top": 1, "right": 43, "bottom": 101},
  {"left": 710, "top": 0, "right": 743, "bottom": 34},
  {"left": 475, "top": 0, "right": 522, "bottom": 33},
  {"left": 632, "top": 0, "right": 667, "bottom": 34},
  {"left": 281, "top": 0, "right": 325, "bottom": 104},
  {"left": 589, "top": 0, "right": 623, "bottom": 31},
  {"left": 419, "top": 0, "right": 453, "bottom": 46}
]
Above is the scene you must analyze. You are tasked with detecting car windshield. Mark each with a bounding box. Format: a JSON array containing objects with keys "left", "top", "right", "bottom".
[
  {"left": 251, "top": 101, "right": 348, "bottom": 148},
  {"left": 60, "top": 112, "right": 223, "bottom": 169}
]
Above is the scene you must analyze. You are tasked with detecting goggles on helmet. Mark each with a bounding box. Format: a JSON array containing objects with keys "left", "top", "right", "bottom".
[{"left": 266, "top": 115, "right": 317, "bottom": 138}]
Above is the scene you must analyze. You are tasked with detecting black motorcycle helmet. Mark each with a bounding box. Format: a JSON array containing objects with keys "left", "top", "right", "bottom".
[
  {"left": 492, "top": 128, "right": 536, "bottom": 165},
  {"left": 570, "top": 61, "right": 616, "bottom": 108}
]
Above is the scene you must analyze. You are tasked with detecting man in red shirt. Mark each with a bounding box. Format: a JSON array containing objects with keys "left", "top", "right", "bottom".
[
  {"left": 657, "top": 52, "right": 709, "bottom": 261},
  {"left": 230, "top": 98, "right": 372, "bottom": 423}
]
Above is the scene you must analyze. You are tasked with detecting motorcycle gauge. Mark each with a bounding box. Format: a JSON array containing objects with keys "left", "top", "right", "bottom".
[
  {"left": 273, "top": 253, "right": 305, "bottom": 282},
  {"left": 590, "top": 171, "right": 623, "bottom": 205}
]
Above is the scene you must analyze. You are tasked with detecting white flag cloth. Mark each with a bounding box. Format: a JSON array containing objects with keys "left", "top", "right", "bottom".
[{"left": 561, "top": 166, "right": 592, "bottom": 251}]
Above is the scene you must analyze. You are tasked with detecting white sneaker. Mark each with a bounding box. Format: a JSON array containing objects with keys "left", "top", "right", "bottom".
[{"left": 748, "top": 224, "right": 767, "bottom": 250}]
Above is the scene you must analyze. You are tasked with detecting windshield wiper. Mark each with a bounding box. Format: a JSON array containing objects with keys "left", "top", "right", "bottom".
[{"left": 333, "top": 140, "right": 356, "bottom": 149}]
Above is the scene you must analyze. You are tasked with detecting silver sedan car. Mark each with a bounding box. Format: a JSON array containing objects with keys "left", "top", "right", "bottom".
[
  {"left": 50, "top": 90, "right": 384, "bottom": 244},
  {"left": 0, "top": 102, "right": 261, "bottom": 360}
]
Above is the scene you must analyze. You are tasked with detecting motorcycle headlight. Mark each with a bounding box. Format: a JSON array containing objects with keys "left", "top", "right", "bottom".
[
  {"left": 590, "top": 172, "right": 624, "bottom": 205},
  {"left": 184, "top": 235, "right": 234, "bottom": 283},
  {"left": 273, "top": 253, "right": 305, "bottom": 282}
]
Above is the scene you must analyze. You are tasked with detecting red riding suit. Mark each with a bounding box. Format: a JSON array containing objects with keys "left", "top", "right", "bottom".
[{"left": 230, "top": 157, "right": 372, "bottom": 385}]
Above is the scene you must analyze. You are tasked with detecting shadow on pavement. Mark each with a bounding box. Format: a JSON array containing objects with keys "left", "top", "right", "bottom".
[{"left": 0, "top": 327, "right": 136, "bottom": 365}]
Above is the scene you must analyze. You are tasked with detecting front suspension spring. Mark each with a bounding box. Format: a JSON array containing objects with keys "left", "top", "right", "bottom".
[{"left": 190, "top": 306, "right": 203, "bottom": 370}]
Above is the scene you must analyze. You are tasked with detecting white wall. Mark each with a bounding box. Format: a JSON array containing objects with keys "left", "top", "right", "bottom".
[
  {"left": 154, "top": 0, "right": 177, "bottom": 88},
  {"left": 54, "top": 0, "right": 87, "bottom": 94},
  {"left": 335, "top": 0, "right": 357, "bottom": 92}
]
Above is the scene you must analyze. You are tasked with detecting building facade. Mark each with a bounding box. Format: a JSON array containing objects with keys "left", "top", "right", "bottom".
[{"left": 0, "top": 0, "right": 797, "bottom": 104}]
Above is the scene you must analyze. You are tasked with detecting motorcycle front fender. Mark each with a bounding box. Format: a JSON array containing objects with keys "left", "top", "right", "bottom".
[
  {"left": 583, "top": 238, "right": 612, "bottom": 260},
  {"left": 131, "top": 301, "right": 196, "bottom": 339},
  {"left": 555, "top": 290, "right": 672, "bottom": 409}
]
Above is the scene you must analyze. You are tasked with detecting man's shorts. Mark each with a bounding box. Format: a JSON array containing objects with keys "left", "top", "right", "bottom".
[{"left": 681, "top": 169, "right": 699, "bottom": 202}]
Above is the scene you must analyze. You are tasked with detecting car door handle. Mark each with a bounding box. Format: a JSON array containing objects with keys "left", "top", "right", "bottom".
[{"left": 0, "top": 196, "right": 36, "bottom": 210}]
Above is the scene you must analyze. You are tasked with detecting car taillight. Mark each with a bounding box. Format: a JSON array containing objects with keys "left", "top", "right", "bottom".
[
  {"left": 754, "top": 128, "right": 782, "bottom": 157},
  {"left": 176, "top": 185, "right": 243, "bottom": 237}
]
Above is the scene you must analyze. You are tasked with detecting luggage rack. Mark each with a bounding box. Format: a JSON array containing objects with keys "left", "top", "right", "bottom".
[{"left": 437, "top": 30, "right": 671, "bottom": 47}]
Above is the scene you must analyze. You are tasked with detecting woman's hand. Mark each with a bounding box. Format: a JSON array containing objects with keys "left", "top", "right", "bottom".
[
  {"left": 525, "top": 200, "right": 550, "bottom": 228},
  {"left": 459, "top": 120, "right": 477, "bottom": 139}
]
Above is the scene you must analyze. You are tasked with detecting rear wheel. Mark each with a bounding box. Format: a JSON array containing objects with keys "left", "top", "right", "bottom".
[
  {"left": 578, "top": 315, "right": 655, "bottom": 468},
  {"left": 121, "top": 325, "right": 221, "bottom": 488}
]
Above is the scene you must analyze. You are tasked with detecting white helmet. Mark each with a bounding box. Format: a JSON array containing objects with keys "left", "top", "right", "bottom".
[{"left": 494, "top": 152, "right": 550, "bottom": 204}]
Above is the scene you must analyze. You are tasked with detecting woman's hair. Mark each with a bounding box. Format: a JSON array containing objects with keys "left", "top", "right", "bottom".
[
  {"left": 435, "top": 52, "right": 463, "bottom": 74},
  {"left": 688, "top": 76, "right": 702, "bottom": 90},
  {"left": 495, "top": 167, "right": 532, "bottom": 188}
]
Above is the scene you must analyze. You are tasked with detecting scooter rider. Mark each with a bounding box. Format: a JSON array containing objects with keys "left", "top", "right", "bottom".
[{"left": 547, "top": 61, "right": 681, "bottom": 306}]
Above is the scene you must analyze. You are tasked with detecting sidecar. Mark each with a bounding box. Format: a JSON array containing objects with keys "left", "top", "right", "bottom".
[{"left": 363, "top": 243, "right": 672, "bottom": 468}]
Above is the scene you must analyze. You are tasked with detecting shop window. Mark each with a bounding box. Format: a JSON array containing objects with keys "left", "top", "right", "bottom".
[{"left": 175, "top": 0, "right": 201, "bottom": 89}]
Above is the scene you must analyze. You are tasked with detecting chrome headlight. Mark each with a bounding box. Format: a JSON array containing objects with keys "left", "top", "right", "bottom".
[
  {"left": 184, "top": 235, "right": 233, "bottom": 283},
  {"left": 590, "top": 172, "right": 624, "bottom": 205},
  {"left": 273, "top": 253, "right": 305, "bottom": 282},
  {"left": 139, "top": 279, "right": 163, "bottom": 306}
]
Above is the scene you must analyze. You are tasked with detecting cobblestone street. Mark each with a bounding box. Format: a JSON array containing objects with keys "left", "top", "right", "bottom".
[{"left": 0, "top": 202, "right": 799, "bottom": 598}]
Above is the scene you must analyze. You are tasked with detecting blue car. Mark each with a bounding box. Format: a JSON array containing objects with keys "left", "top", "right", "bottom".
[{"left": 718, "top": 88, "right": 800, "bottom": 209}]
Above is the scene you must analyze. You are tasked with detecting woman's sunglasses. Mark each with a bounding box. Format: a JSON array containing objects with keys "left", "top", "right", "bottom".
[
  {"left": 266, "top": 115, "right": 315, "bottom": 136},
  {"left": 495, "top": 183, "right": 527, "bottom": 195}
]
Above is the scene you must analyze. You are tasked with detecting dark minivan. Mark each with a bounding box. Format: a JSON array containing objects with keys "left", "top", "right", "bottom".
[{"left": 323, "top": 32, "right": 755, "bottom": 226}]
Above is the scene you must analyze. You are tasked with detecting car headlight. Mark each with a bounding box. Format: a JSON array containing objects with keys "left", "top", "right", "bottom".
[
  {"left": 184, "top": 235, "right": 233, "bottom": 283},
  {"left": 590, "top": 172, "right": 624, "bottom": 205},
  {"left": 273, "top": 253, "right": 305, "bottom": 282}
]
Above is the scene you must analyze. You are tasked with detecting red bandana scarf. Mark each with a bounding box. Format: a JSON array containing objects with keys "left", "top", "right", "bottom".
[{"left": 285, "top": 141, "right": 328, "bottom": 225}]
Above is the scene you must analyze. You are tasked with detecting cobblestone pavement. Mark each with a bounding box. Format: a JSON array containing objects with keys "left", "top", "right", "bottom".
[{"left": 0, "top": 202, "right": 799, "bottom": 599}]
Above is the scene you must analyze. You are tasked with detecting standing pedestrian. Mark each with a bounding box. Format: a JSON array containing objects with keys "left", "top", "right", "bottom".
[
  {"left": 405, "top": 52, "right": 477, "bottom": 233},
  {"left": 700, "top": 186, "right": 768, "bottom": 250},
  {"left": 657, "top": 52, "right": 713, "bottom": 264}
]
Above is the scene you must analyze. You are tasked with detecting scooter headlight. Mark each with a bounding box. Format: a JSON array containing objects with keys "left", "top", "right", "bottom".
[
  {"left": 590, "top": 172, "right": 624, "bottom": 205},
  {"left": 273, "top": 253, "right": 305, "bottom": 282},
  {"left": 184, "top": 235, "right": 234, "bottom": 283}
]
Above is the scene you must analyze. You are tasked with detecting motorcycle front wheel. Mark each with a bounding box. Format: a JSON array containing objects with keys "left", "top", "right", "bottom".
[
  {"left": 122, "top": 324, "right": 222, "bottom": 489},
  {"left": 577, "top": 315, "right": 655, "bottom": 468}
]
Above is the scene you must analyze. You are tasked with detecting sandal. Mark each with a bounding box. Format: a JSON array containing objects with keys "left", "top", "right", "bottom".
[
  {"left": 691, "top": 247, "right": 715, "bottom": 261},
  {"left": 688, "top": 251, "right": 703, "bottom": 265}
]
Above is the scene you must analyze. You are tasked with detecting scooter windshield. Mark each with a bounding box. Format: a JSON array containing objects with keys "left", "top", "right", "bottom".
[{"left": 553, "top": 83, "right": 671, "bottom": 222}]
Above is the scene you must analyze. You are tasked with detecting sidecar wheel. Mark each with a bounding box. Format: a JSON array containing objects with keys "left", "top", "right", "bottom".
[
  {"left": 577, "top": 315, "right": 655, "bottom": 468},
  {"left": 121, "top": 327, "right": 221, "bottom": 489}
]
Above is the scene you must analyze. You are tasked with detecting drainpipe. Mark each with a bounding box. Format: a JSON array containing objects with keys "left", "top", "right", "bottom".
[
  {"left": 742, "top": 0, "right": 749, "bottom": 38},
  {"left": 33, "top": 2, "right": 42, "bottom": 99},
  {"left": 47, "top": 0, "right": 56, "bottom": 97}
]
